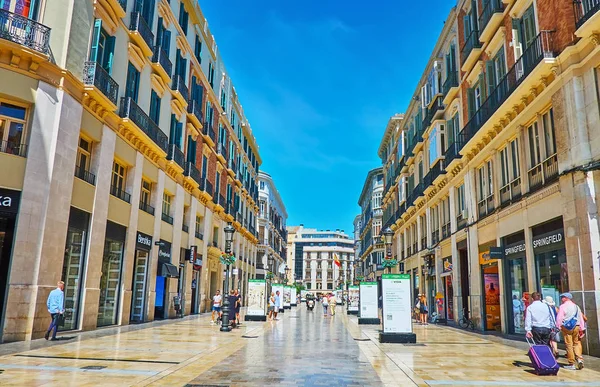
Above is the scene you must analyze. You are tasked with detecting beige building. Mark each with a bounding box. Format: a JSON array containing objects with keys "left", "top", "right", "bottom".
[
  {"left": 380, "top": 0, "right": 600, "bottom": 355},
  {"left": 0, "top": 0, "right": 261, "bottom": 342}
]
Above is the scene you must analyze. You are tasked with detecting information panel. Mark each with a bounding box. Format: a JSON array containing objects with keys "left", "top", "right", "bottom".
[
  {"left": 247, "top": 279, "right": 266, "bottom": 316},
  {"left": 335, "top": 290, "right": 343, "bottom": 305},
  {"left": 348, "top": 285, "right": 359, "bottom": 312},
  {"left": 382, "top": 274, "right": 412, "bottom": 333},
  {"left": 273, "top": 284, "right": 284, "bottom": 310},
  {"left": 284, "top": 286, "right": 292, "bottom": 307},
  {"left": 291, "top": 287, "right": 297, "bottom": 305},
  {"left": 360, "top": 282, "right": 379, "bottom": 319}
]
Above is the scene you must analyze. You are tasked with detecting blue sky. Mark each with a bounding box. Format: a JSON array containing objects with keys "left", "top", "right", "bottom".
[{"left": 201, "top": 0, "right": 454, "bottom": 236}]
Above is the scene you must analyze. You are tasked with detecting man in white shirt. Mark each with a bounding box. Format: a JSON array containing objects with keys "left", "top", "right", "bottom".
[
  {"left": 211, "top": 290, "right": 222, "bottom": 323},
  {"left": 525, "top": 292, "right": 554, "bottom": 345}
]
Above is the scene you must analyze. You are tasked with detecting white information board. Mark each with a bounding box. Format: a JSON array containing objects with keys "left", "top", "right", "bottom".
[
  {"left": 247, "top": 279, "right": 266, "bottom": 316},
  {"left": 335, "top": 290, "right": 343, "bottom": 305},
  {"left": 348, "top": 286, "right": 359, "bottom": 312},
  {"left": 284, "top": 286, "right": 292, "bottom": 307},
  {"left": 273, "top": 284, "right": 284, "bottom": 310},
  {"left": 382, "top": 274, "right": 412, "bottom": 333},
  {"left": 291, "top": 287, "right": 297, "bottom": 305},
  {"left": 359, "top": 282, "right": 378, "bottom": 319}
]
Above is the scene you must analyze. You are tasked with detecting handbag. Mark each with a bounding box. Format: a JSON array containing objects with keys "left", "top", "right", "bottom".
[
  {"left": 56, "top": 313, "right": 65, "bottom": 328},
  {"left": 562, "top": 309, "right": 578, "bottom": 331}
]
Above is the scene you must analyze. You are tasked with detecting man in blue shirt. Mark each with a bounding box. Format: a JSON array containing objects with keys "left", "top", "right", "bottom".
[{"left": 45, "top": 281, "right": 64, "bottom": 341}]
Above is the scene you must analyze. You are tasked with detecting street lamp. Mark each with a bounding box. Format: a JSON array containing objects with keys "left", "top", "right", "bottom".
[
  {"left": 284, "top": 266, "right": 291, "bottom": 284},
  {"left": 382, "top": 227, "right": 396, "bottom": 274},
  {"left": 220, "top": 223, "right": 236, "bottom": 332}
]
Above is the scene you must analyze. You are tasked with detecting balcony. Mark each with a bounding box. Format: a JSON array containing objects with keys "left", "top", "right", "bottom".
[
  {"left": 119, "top": 97, "right": 168, "bottom": 153},
  {"left": 478, "top": 0, "right": 504, "bottom": 43},
  {"left": 184, "top": 162, "right": 202, "bottom": 185},
  {"left": 195, "top": 230, "right": 204, "bottom": 240},
  {"left": 110, "top": 185, "right": 131, "bottom": 203},
  {"left": 218, "top": 194, "right": 226, "bottom": 210},
  {"left": 423, "top": 95, "right": 444, "bottom": 130},
  {"left": 128, "top": 12, "right": 154, "bottom": 56},
  {"left": 457, "top": 31, "right": 555, "bottom": 158},
  {"left": 528, "top": 154, "right": 558, "bottom": 193},
  {"left": 166, "top": 144, "right": 185, "bottom": 169},
  {"left": 499, "top": 177, "right": 522, "bottom": 207},
  {"left": 421, "top": 236, "right": 427, "bottom": 251},
  {"left": 460, "top": 29, "right": 482, "bottom": 71},
  {"left": 171, "top": 74, "right": 189, "bottom": 105},
  {"left": 0, "top": 9, "right": 51, "bottom": 55},
  {"left": 74, "top": 165, "right": 96, "bottom": 185},
  {"left": 139, "top": 201, "right": 155, "bottom": 215},
  {"left": 442, "top": 71, "right": 459, "bottom": 105},
  {"left": 424, "top": 160, "right": 446, "bottom": 189},
  {"left": 216, "top": 143, "right": 226, "bottom": 164},
  {"left": 0, "top": 141, "right": 27, "bottom": 157},
  {"left": 205, "top": 179, "right": 213, "bottom": 197},
  {"left": 441, "top": 222, "right": 451, "bottom": 240},
  {"left": 186, "top": 100, "right": 203, "bottom": 128},
  {"left": 182, "top": 224, "right": 189, "bottom": 233},
  {"left": 83, "top": 61, "right": 119, "bottom": 109},
  {"left": 162, "top": 212, "right": 173, "bottom": 225},
  {"left": 202, "top": 120, "right": 216, "bottom": 147},
  {"left": 478, "top": 195, "right": 495, "bottom": 219},
  {"left": 574, "top": 0, "right": 600, "bottom": 32},
  {"left": 151, "top": 45, "right": 172, "bottom": 82},
  {"left": 431, "top": 231, "right": 440, "bottom": 246},
  {"left": 456, "top": 212, "right": 467, "bottom": 231}
]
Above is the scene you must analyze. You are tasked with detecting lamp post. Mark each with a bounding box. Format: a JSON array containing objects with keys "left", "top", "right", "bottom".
[
  {"left": 284, "top": 266, "right": 291, "bottom": 285},
  {"left": 220, "top": 223, "right": 236, "bottom": 332},
  {"left": 382, "top": 227, "right": 395, "bottom": 274}
]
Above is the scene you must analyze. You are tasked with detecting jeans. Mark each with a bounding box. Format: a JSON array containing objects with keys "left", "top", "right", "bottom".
[
  {"left": 562, "top": 326, "right": 583, "bottom": 364},
  {"left": 47, "top": 313, "right": 60, "bottom": 339},
  {"left": 531, "top": 326, "right": 551, "bottom": 346}
]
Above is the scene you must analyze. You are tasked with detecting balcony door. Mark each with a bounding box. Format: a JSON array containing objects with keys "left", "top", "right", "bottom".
[
  {"left": 90, "top": 20, "right": 115, "bottom": 74},
  {"left": 513, "top": 5, "right": 537, "bottom": 79},
  {"left": 1, "top": 0, "right": 41, "bottom": 19}
]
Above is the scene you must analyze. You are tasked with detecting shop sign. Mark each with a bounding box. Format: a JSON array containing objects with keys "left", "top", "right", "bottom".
[
  {"left": 135, "top": 231, "right": 153, "bottom": 251},
  {"left": 533, "top": 230, "right": 563, "bottom": 250},
  {"left": 188, "top": 245, "right": 197, "bottom": 263},
  {"left": 504, "top": 242, "right": 526, "bottom": 258},
  {"left": 479, "top": 251, "right": 498, "bottom": 265},
  {"left": 158, "top": 240, "right": 171, "bottom": 261},
  {"left": 0, "top": 188, "right": 20, "bottom": 214},
  {"left": 442, "top": 257, "right": 453, "bottom": 273},
  {"left": 489, "top": 247, "right": 503, "bottom": 259}
]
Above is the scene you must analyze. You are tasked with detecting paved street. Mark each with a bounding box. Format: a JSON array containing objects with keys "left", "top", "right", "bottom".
[{"left": 1, "top": 306, "right": 600, "bottom": 386}]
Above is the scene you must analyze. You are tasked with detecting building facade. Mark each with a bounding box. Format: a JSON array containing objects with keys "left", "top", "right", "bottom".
[
  {"left": 288, "top": 226, "right": 355, "bottom": 295},
  {"left": 0, "top": 0, "right": 261, "bottom": 342},
  {"left": 357, "top": 167, "right": 385, "bottom": 281},
  {"left": 380, "top": 0, "right": 600, "bottom": 355},
  {"left": 256, "top": 172, "right": 288, "bottom": 281}
]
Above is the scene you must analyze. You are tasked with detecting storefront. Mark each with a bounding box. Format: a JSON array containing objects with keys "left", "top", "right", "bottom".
[
  {"left": 191, "top": 251, "right": 202, "bottom": 314},
  {"left": 155, "top": 240, "right": 177, "bottom": 319},
  {"left": 533, "top": 218, "right": 567, "bottom": 304},
  {"left": 424, "top": 255, "right": 436, "bottom": 313},
  {"left": 480, "top": 250, "right": 500, "bottom": 331},
  {"left": 441, "top": 256, "right": 453, "bottom": 320},
  {"left": 97, "top": 221, "right": 126, "bottom": 327},
  {"left": 60, "top": 207, "right": 90, "bottom": 331},
  {"left": 0, "top": 188, "right": 20, "bottom": 333},
  {"left": 502, "top": 231, "right": 528, "bottom": 334},
  {"left": 130, "top": 231, "right": 152, "bottom": 323}
]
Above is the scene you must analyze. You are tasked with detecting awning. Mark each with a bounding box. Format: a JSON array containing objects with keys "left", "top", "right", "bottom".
[{"left": 160, "top": 262, "right": 180, "bottom": 278}]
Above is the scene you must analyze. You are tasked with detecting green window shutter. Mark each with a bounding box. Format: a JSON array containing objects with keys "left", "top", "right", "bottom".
[
  {"left": 89, "top": 19, "right": 102, "bottom": 62},
  {"left": 450, "top": 44, "right": 456, "bottom": 72},
  {"left": 485, "top": 60, "right": 496, "bottom": 99},
  {"left": 463, "top": 15, "right": 471, "bottom": 39},
  {"left": 104, "top": 35, "right": 115, "bottom": 74},
  {"left": 169, "top": 114, "right": 176, "bottom": 143},
  {"left": 156, "top": 18, "right": 163, "bottom": 46},
  {"left": 478, "top": 72, "right": 487, "bottom": 101},
  {"left": 163, "top": 29, "right": 171, "bottom": 56},
  {"left": 467, "top": 88, "right": 475, "bottom": 118},
  {"left": 446, "top": 118, "right": 454, "bottom": 146}
]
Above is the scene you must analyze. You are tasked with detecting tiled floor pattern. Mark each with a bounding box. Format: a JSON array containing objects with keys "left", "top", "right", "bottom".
[{"left": 0, "top": 307, "right": 600, "bottom": 386}]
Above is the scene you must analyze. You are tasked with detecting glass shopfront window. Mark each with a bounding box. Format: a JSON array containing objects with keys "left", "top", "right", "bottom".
[
  {"left": 533, "top": 219, "right": 567, "bottom": 303},
  {"left": 97, "top": 221, "right": 126, "bottom": 327},
  {"left": 503, "top": 232, "right": 528, "bottom": 334},
  {"left": 60, "top": 208, "right": 90, "bottom": 331}
]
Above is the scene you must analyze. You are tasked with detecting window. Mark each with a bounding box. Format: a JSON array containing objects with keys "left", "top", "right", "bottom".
[
  {"left": 528, "top": 122, "right": 542, "bottom": 167},
  {"left": 215, "top": 171, "right": 220, "bottom": 197},
  {"left": 178, "top": 3, "right": 188, "bottom": 35},
  {"left": 169, "top": 114, "right": 183, "bottom": 147},
  {"left": 0, "top": 101, "right": 27, "bottom": 155},
  {"left": 457, "top": 184, "right": 466, "bottom": 215},
  {"left": 125, "top": 62, "right": 140, "bottom": 102},
  {"left": 194, "top": 35, "right": 202, "bottom": 63},
  {"left": 542, "top": 109, "right": 556, "bottom": 157},
  {"left": 162, "top": 192, "right": 172, "bottom": 216},
  {"left": 141, "top": 179, "right": 152, "bottom": 205},
  {"left": 90, "top": 19, "right": 115, "bottom": 74},
  {"left": 112, "top": 161, "right": 126, "bottom": 192},
  {"left": 195, "top": 215, "right": 203, "bottom": 236},
  {"left": 149, "top": 91, "right": 160, "bottom": 124},
  {"left": 208, "top": 62, "right": 215, "bottom": 89},
  {"left": 201, "top": 155, "right": 207, "bottom": 179},
  {"left": 137, "top": 0, "right": 155, "bottom": 30},
  {"left": 77, "top": 138, "right": 92, "bottom": 171}
]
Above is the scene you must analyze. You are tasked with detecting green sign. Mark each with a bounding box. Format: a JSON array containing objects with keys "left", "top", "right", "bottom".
[
  {"left": 382, "top": 273, "right": 410, "bottom": 279},
  {"left": 348, "top": 285, "right": 359, "bottom": 289},
  {"left": 248, "top": 279, "right": 266, "bottom": 283},
  {"left": 360, "top": 282, "right": 378, "bottom": 285}
]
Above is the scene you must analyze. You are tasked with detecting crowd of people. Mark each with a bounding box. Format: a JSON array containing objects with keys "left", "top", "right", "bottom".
[{"left": 210, "top": 289, "right": 242, "bottom": 326}]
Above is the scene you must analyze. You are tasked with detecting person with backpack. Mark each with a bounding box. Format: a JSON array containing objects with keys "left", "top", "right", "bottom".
[{"left": 556, "top": 292, "right": 586, "bottom": 370}]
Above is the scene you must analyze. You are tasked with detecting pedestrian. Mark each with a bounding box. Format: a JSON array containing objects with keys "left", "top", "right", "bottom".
[
  {"left": 329, "top": 293, "right": 337, "bottom": 316},
  {"left": 228, "top": 290, "right": 237, "bottom": 327},
  {"left": 512, "top": 295, "right": 523, "bottom": 329},
  {"left": 268, "top": 292, "right": 276, "bottom": 320},
  {"left": 556, "top": 292, "right": 586, "bottom": 370},
  {"left": 211, "top": 290, "right": 222, "bottom": 324},
  {"left": 414, "top": 294, "right": 421, "bottom": 322},
  {"left": 419, "top": 294, "right": 428, "bottom": 325},
  {"left": 234, "top": 289, "right": 241, "bottom": 325},
  {"left": 45, "top": 281, "right": 65, "bottom": 341},
  {"left": 543, "top": 296, "right": 560, "bottom": 358},
  {"left": 322, "top": 293, "right": 329, "bottom": 316},
  {"left": 524, "top": 292, "right": 554, "bottom": 346},
  {"left": 274, "top": 291, "right": 281, "bottom": 320}
]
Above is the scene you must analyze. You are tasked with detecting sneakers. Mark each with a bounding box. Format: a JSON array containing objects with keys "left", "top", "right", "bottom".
[
  {"left": 577, "top": 360, "right": 584, "bottom": 370},
  {"left": 563, "top": 364, "right": 577, "bottom": 370},
  {"left": 44, "top": 331, "right": 49, "bottom": 340}
]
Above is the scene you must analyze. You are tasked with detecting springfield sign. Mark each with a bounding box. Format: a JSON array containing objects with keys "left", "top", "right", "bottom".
[{"left": 382, "top": 274, "right": 412, "bottom": 333}]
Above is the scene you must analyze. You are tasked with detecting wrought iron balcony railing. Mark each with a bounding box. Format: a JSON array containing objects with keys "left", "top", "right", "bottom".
[
  {"left": 139, "top": 201, "right": 155, "bottom": 215},
  {"left": 83, "top": 61, "right": 119, "bottom": 106},
  {"left": 423, "top": 95, "right": 444, "bottom": 129},
  {"left": 423, "top": 160, "right": 446, "bottom": 188},
  {"left": 151, "top": 45, "right": 172, "bottom": 77},
  {"left": 184, "top": 162, "right": 202, "bottom": 185},
  {"left": 129, "top": 12, "right": 154, "bottom": 51},
  {"left": 461, "top": 29, "right": 481, "bottom": 65},
  {"left": 110, "top": 185, "right": 131, "bottom": 203},
  {"left": 195, "top": 230, "right": 203, "bottom": 240},
  {"left": 573, "top": 0, "right": 600, "bottom": 29},
  {"left": 187, "top": 100, "right": 203, "bottom": 122},
  {"left": 171, "top": 74, "right": 189, "bottom": 101},
  {"left": 162, "top": 212, "right": 173, "bottom": 224},
  {"left": 166, "top": 143, "right": 185, "bottom": 168},
  {"left": 182, "top": 224, "right": 189, "bottom": 233},
  {"left": 74, "top": 165, "right": 96, "bottom": 185},
  {"left": 119, "top": 97, "right": 168, "bottom": 153},
  {"left": 499, "top": 176, "right": 522, "bottom": 207},
  {"left": 443, "top": 71, "right": 459, "bottom": 96},
  {"left": 479, "top": 0, "right": 503, "bottom": 35},
  {"left": 528, "top": 154, "right": 558, "bottom": 192},
  {"left": 0, "top": 9, "right": 51, "bottom": 55},
  {"left": 0, "top": 141, "right": 27, "bottom": 157},
  {"left": 205, "top": 179, "right": 213, "bottom": 196}
]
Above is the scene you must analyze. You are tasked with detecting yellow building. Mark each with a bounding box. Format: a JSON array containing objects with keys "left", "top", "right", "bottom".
[{"left": 0, "top": 0, "right": 261, "bottom": 342}]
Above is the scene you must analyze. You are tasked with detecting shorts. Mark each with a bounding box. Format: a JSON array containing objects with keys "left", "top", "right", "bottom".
[
  {"left": 212, "top": 306, "right": 221, "bottom": 312},
  {"left": 268, "top": 306, "right": 274, "bottom": 312}
]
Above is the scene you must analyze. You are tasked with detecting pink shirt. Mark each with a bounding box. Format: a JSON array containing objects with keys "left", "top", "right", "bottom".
[{"left": 555, "top": 300, "right": 585, "bottom": 330}]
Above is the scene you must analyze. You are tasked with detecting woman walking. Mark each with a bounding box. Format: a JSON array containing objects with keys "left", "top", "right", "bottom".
[
  {"left": 268, "top": 292, "right": 276, "bottom": 321},
  {"left": 419, "top": 294, "right": 428, "bottom": 325},
  {"left": 322, "top": 294, "right": 329, "bottom": 317}
]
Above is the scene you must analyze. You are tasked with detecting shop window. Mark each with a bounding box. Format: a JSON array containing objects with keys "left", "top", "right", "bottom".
[{"left": 0, "top": 101, "right": 27, "bottom": 156}]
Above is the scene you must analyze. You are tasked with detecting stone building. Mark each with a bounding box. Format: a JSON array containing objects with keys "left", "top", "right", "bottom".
[
  {"left": 356, "top": 167, "right": 385, "bottom": 281},
  {"left": 380, "top": 0, "right": 600, "bottom": 354},
  {"left": 0, "top": 0, "right": 260, "bottom": 342}
]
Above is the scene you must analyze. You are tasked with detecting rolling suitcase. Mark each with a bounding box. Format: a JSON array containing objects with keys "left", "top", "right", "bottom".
[{"left": 526, "top": 337, "right": 559, "bottom": 375}]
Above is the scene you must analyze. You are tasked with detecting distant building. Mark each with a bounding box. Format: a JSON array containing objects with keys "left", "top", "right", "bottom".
[{"left": 357, "top": 167, "right": 385, "bottom": 280}]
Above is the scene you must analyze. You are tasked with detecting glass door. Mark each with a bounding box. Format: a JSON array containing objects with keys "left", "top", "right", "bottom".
[
  {"left": 130, "top": 250, "right": 149, "bottom": 323},
  {"left": 506, "top": 257, "right": 527, "bottom": 334},
  {"left": 97, "top": 239, "right": 124, "bottom": 326},
  {"left": 61, "top": 227, "right": 88, "bottom": 330}
]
